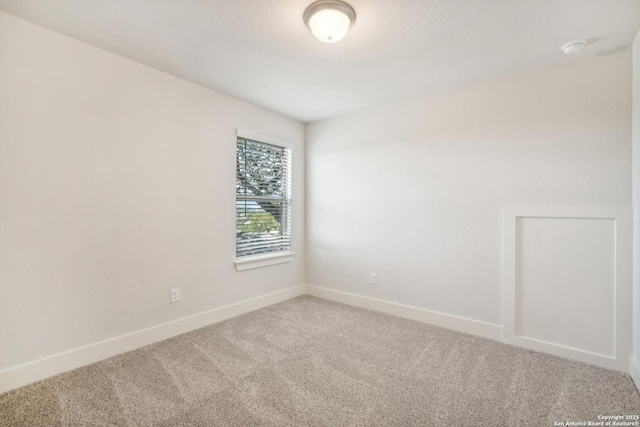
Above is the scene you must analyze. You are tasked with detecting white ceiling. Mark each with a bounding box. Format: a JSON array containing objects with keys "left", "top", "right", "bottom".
[{"left": 1, "top": 0, "right": 639, "bottom": 123}]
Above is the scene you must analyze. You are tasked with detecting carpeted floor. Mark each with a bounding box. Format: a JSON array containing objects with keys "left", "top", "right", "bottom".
[{"left": 1, "top": 295, "right": 639, "bottom": 426}]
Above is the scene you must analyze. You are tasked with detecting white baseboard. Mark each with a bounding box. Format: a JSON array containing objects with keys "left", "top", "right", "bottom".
[
  {"left": 0, "top": 285, "right": 305, "bottom": 395},
  {"left": 631, "top": 355, "right": 640, "bottom": 393},
  {"left": 305, "top": 285, "right": 503, "bottom": 341},
  {"left": 4, "top": 283, "right": 631, "bottom": 396}
]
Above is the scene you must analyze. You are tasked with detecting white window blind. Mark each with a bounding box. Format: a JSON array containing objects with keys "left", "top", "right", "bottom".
[{"left": 236, "top": 137, "right": 292, "bottom": 258}]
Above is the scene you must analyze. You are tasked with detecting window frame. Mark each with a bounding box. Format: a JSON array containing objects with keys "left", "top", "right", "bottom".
[{"left": 234, "top": 129, "right": 294, "bottom": 271}]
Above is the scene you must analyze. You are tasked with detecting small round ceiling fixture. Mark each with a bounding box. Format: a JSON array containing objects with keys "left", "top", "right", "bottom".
[
  {"left": 303, "top": 0, "right": 356, "bottom": 43},
  {"left": 561, "top": 40, "right": 586, "bottom": 55}
]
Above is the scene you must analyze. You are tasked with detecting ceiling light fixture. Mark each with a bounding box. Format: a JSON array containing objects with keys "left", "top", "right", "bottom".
[
  {"left": 561, "top": 40, "right": 586, "bottom": 55},
  {"left": 303, "top": 0, "right": 356, "bottom": 43}
]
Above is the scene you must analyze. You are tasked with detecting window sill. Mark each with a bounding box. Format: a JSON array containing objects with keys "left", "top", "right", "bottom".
[{"left": 234, "top": 252, "right": 295, "bottom": 271}]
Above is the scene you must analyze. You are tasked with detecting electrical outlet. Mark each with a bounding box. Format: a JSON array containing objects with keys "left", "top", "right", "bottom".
[
  {"left": 370, "top": 273, "right": 378, "bottom": 285},
  {"left": 170, "top": 288, "right": 180, "bottom": 303}
]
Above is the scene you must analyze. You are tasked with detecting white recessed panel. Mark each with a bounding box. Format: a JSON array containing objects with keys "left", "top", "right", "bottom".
[
  {"left": 515, "top": 217, "right": 615, "bottom": 357},
  {"left": 503, "top": 205, "right": 632, "bottom": 372}
]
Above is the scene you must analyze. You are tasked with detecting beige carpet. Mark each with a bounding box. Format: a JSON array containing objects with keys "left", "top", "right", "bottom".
[{"left": 1, "top": 295, "right": 639, "bottom": 426}]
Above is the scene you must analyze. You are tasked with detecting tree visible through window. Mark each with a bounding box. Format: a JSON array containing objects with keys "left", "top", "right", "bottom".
[{"left": 236, "top": 137, "right": 291, "bottom": 257}]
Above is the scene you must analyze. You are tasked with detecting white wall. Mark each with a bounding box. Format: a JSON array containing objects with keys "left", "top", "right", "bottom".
[
  {"left": 0, "top": 11, "right": 305, "bottom": 374},
  {"left": 306, "top": 51, "right": 631, "bottom": 333},
  {"left": 632, "top": 31, "right": 640, "bottom": 388}
]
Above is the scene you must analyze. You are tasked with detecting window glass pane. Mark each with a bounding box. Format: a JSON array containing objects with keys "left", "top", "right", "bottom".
[
  {"left": 236, "top": 139, "right": 285, "bottom": 198},
  {"left": 236, "top": 137, "right": 291, "bottom": 258}
]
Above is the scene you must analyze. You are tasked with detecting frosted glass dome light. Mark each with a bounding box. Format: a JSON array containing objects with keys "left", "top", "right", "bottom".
[{"left": 304, "top": 0, "right": 356, "bottom": 43}]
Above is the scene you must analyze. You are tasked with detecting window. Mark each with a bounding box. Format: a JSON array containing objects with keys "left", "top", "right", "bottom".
[{"left": 236, "top": 136, "right": 292, "bottom": 262}]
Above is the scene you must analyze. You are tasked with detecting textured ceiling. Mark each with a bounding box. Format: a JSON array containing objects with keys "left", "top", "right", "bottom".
[{"left": 0, "top": 0, "right": 639, "bottom": 123}]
